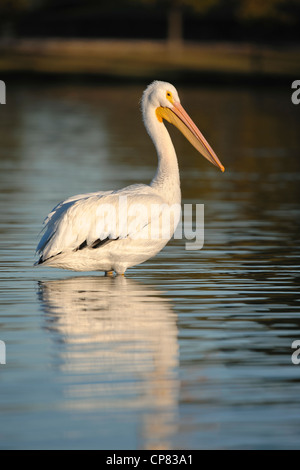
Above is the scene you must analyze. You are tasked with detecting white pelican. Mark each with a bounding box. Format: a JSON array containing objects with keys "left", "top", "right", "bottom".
[{"left": 35, "top": 81, "right": 224, "bottom": 275}]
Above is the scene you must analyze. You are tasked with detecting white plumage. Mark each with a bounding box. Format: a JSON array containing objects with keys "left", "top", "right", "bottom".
[{"left": 35, "top": 81, "right": 224, "bottom": 275}]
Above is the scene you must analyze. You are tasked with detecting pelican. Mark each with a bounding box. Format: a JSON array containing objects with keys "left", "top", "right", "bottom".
[{"left": 35, "top": 81, "right": 224, "bottom": 275}]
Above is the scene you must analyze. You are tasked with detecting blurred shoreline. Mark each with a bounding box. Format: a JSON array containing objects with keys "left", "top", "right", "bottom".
[{"left": 0, "top": 39, "right": 299, "bottom": 85}]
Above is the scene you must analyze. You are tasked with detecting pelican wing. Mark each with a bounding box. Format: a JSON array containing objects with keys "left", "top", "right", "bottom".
[{"left": 36, "top": 184, "right": 166, "bottom": 264}]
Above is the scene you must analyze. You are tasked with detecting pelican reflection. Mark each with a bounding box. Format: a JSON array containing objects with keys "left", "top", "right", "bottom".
[{"left": 38, "top": 276, "right": 179, "bottom": 449}]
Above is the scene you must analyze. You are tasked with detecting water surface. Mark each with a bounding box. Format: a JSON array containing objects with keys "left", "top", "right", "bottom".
[{"left": 0, "top": 83, "right": 300, "bottom": 449}]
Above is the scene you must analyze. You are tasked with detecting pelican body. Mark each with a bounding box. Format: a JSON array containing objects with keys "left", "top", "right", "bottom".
[{"left": 35, "top": 81, "right": 224, "bottom": 275}]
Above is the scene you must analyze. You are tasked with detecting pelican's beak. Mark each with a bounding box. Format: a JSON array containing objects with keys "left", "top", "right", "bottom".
[{"left": 156, "top": 102, "right": 225, "bottom": 172}]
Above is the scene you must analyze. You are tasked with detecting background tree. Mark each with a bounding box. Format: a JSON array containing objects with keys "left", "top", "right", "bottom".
[
  {"left": 233, "top": 0, "right": 299, "bottom": 73},
  {"left": 236, "top": 0, "right": 295, "bottom": 22},
  {"left": 133, "top": 0, "right": 220, "bottom": 47},
  {"left": 0, "top": 0, "right": 33, "bottom": 40}
]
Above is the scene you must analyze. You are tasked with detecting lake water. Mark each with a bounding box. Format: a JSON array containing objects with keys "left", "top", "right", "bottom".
[{"left": 0, "top": 82, "right": 300, "bottom": 449}]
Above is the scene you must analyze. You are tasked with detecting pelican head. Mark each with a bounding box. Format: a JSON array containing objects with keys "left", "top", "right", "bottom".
[{"left": 142, "top": 80, "right": 225, "bottom": 172}]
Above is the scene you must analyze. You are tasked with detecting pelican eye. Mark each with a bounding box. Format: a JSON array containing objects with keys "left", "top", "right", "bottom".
[{"left": 166, "top": 91, "right": 174, "bottom": 103}]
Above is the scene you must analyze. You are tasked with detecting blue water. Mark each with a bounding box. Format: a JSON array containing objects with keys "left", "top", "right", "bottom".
[{"left": 0, "top": 83, "right": 300, "bottom": 449}]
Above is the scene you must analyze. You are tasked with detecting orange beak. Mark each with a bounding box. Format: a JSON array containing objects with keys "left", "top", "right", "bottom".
[{"left": 156, "top": 102, "right": 225, "bottom": 172}]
